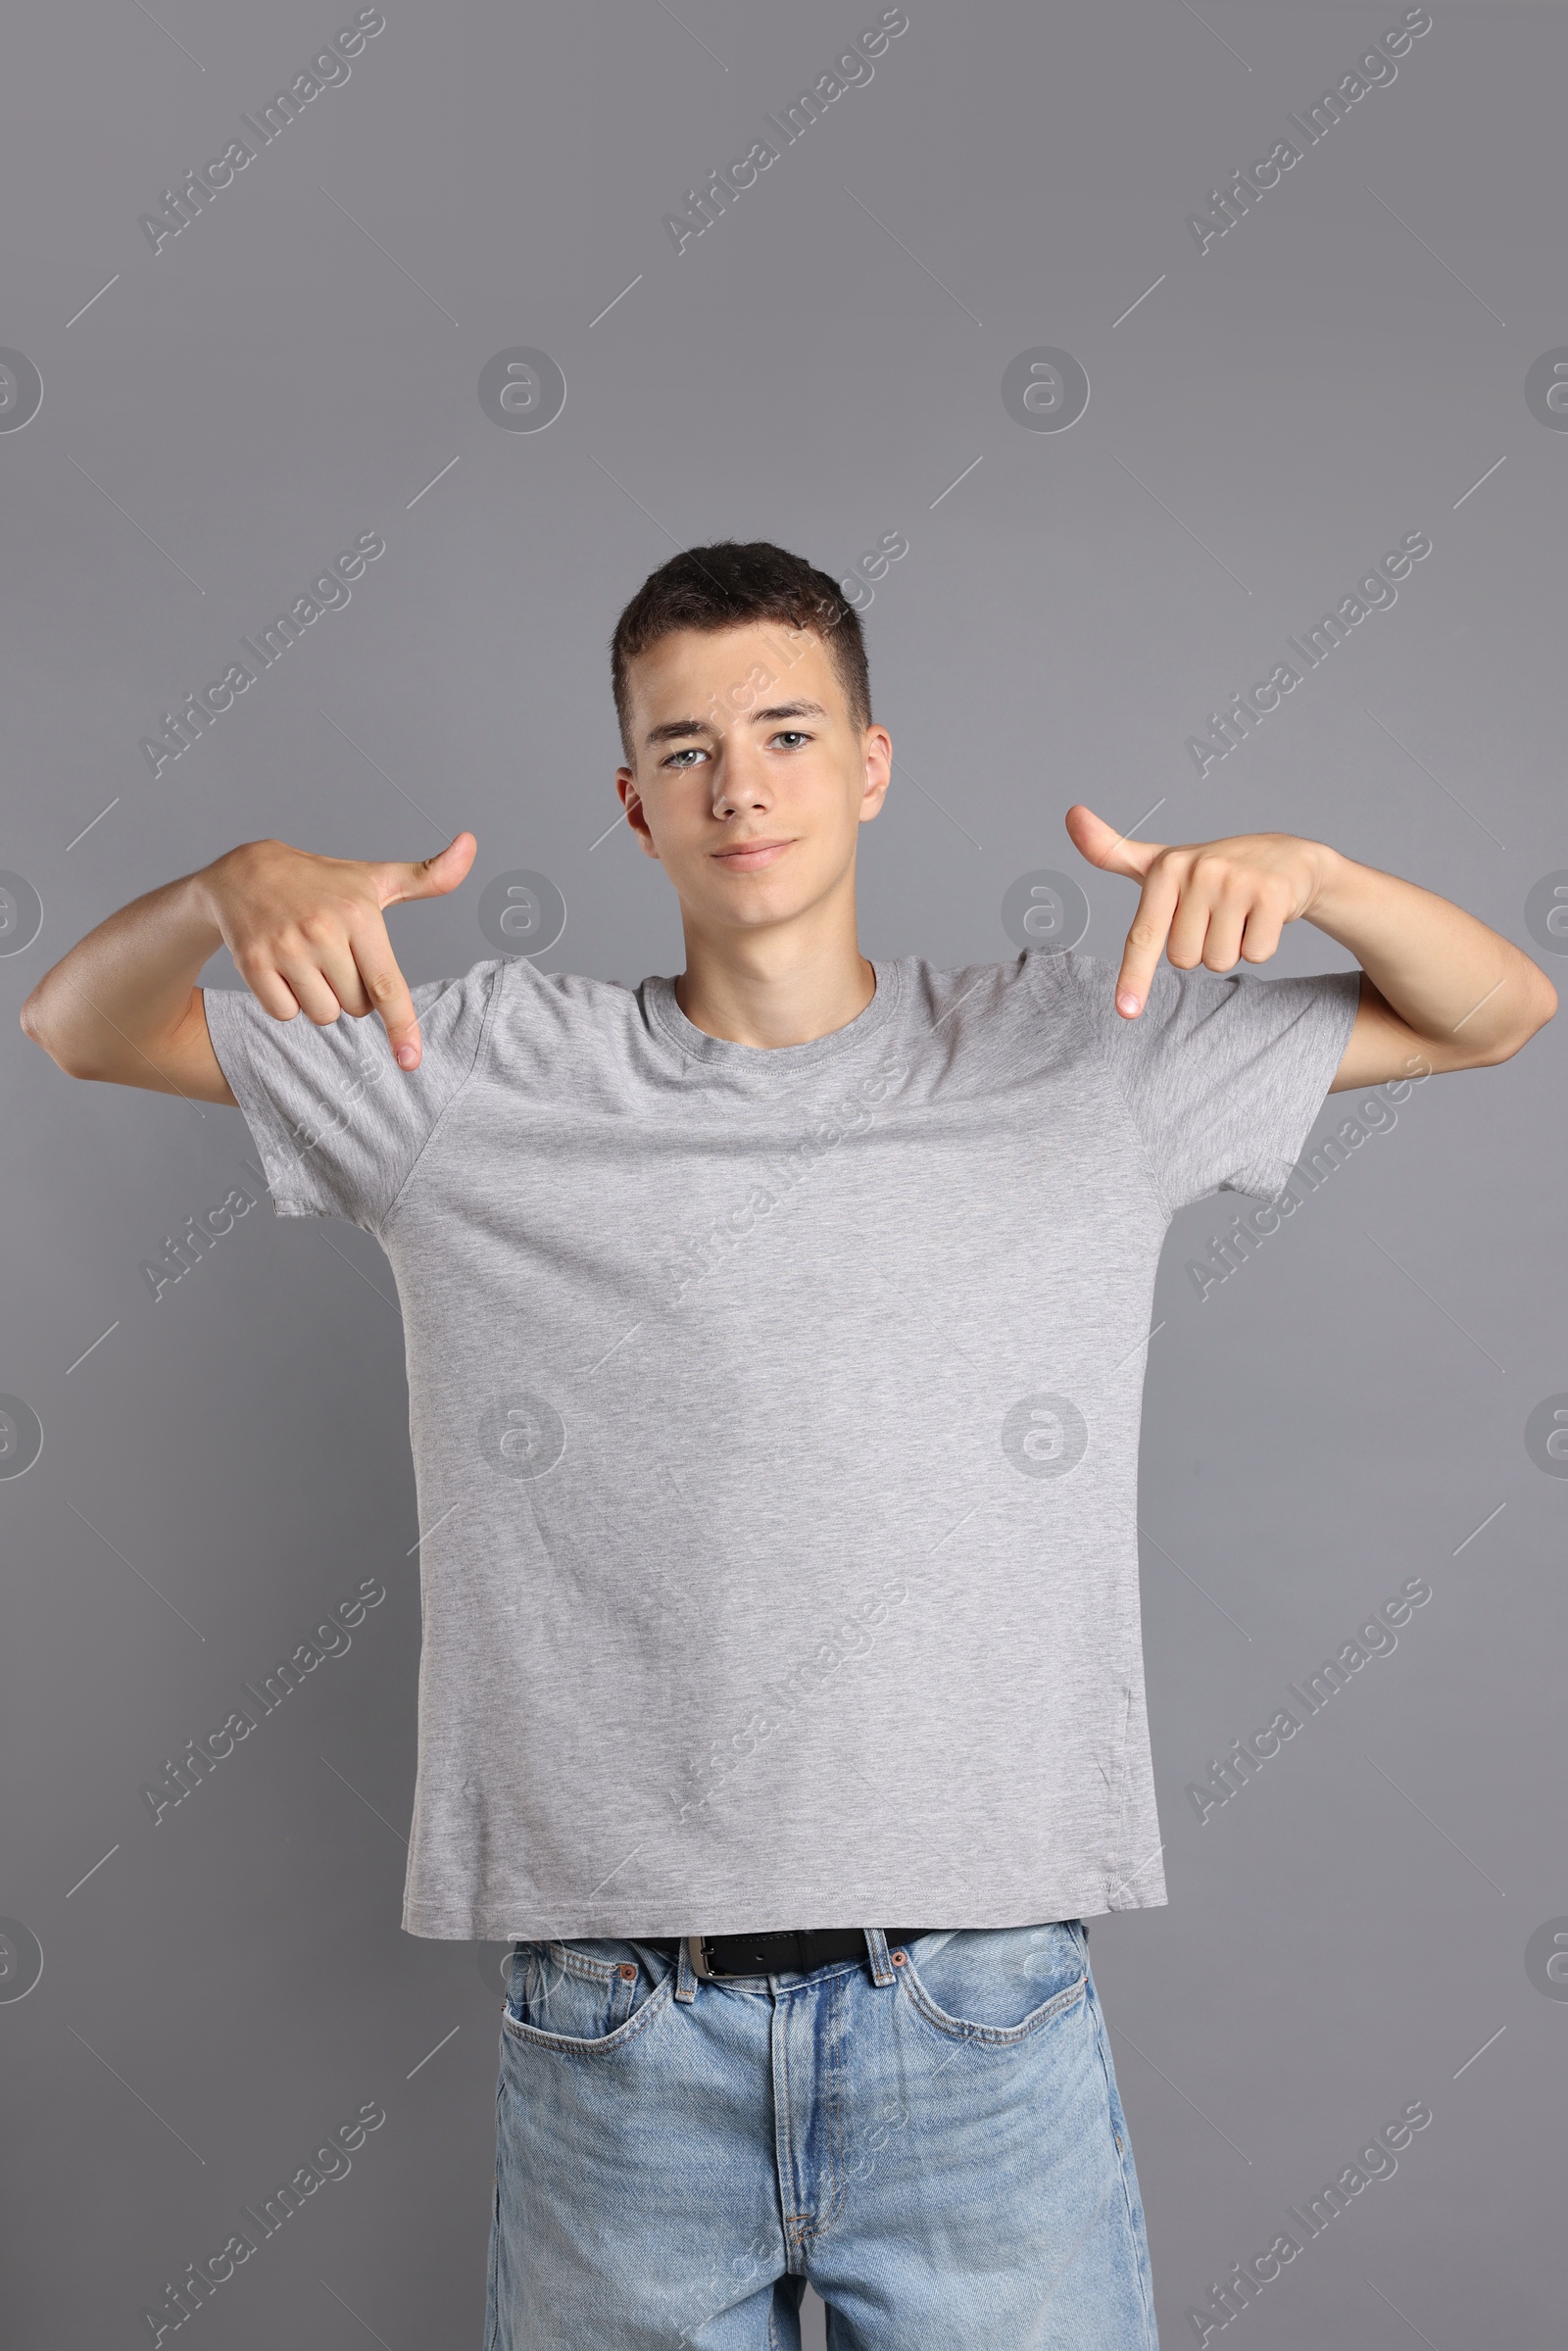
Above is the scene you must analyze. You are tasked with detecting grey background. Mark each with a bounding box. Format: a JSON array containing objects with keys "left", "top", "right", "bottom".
[{"left": 2, "top": 2, "right": 1564, "bottom": 2344}]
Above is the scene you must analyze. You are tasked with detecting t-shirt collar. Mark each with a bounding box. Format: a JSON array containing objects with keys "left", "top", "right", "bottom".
[{"left": 641, "top": 957, "right": 902, "bottom": 1072}]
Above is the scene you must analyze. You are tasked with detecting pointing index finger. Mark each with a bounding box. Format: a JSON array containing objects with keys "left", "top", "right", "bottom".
[
  {"left": 350, "top": 915, "right": 423, "bottom": 1069},
  {"left": 1115, "top": 856, "right": 1181, "bottom": 1019}
]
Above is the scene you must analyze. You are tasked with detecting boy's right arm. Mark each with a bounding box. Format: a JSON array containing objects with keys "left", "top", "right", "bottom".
[{"left": 20, "top": 832, "right": 476, "bottom": 1102}]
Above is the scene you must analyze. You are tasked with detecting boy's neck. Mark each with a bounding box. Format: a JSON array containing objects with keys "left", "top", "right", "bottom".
[{"left": 673, "top": 915, "right": 876, "bottom": 1050}]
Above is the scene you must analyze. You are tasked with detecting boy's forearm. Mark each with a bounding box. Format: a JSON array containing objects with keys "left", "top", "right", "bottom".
[
  {"left": 1306, "top": 845, "right": 1556, "bottom": 1060},
  {"left": 21, "top": 862, "right": 224, "bottom": 1079}
]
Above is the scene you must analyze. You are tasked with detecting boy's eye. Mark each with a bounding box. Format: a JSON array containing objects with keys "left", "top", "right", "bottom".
[{"left": 661, "top": 729, "right": 808, "bottom": 767}]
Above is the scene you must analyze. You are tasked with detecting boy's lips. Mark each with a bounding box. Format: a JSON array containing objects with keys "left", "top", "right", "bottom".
[{"left": 710, "top": 838, "right": 795, "bottom": 870}]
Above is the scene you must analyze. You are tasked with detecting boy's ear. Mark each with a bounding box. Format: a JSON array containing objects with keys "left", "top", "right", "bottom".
[{"left": 616, "top": 768, "right": 661, "bottom": 859}]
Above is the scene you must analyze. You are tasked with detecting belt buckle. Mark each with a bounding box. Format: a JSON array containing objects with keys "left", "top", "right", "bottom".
[
  {"left": 686, "top": 1932, "right": 792, "bottom": 1980},
  {"left": 687, "top": 1929, "right": 819, "bottom": 1980}
]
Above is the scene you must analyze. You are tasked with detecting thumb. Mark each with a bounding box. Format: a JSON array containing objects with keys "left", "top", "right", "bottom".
[
  {"left": 373, "top": 831, "right": 477, "bottom": 907},
  {"left": 1063, "top": 804, "right": 1164, "bottom": 881}
]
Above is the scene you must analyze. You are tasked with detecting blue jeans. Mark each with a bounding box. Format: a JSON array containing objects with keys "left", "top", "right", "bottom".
[{"left": 484, "top": 1922, "right": 1158, "bottom": 2349}]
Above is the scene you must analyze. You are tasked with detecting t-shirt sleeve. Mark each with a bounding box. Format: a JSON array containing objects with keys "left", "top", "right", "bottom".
[
  {"left": 202, "top": 958, "right": 503, "bottom": 1230},
  {"left": 1057, "top": 949, "right": 1363, "bottom": 1212}
]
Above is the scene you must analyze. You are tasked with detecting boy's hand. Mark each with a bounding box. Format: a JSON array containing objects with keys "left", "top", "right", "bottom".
[
  {"left": 1065, "top": 804, "right": 1331, "bottom": 1018},
  {"left": 207, "top": 832, "right": 476, "bottom": 1068}
]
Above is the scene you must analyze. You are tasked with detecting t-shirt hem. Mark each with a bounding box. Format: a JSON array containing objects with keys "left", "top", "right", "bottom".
[{"left": 401, "top": 1871, "right": 1170, "bottom": 1940}]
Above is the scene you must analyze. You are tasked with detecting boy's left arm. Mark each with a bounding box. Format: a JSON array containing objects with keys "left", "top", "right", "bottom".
[{"left": 1066, "top": 805, "right": 1557, "bottom": 1091}]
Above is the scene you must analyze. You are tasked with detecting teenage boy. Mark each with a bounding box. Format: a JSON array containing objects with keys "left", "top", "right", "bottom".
[{"left": 24, "top": 542, "right": 1553, "bottom": 2349}]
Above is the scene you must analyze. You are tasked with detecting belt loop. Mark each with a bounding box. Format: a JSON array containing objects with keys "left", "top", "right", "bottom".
[
  {"left": 864, "top": 1927, "right": 896, "bottom": 1987},
  {"left": 674, "top": 1935, "right": 700, "bottom": 2004}
]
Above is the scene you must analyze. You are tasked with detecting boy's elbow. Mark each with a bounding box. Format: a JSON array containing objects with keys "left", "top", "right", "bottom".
[
  {"left": 20, "top": 989, "right": 95, "bottom": 1079},
  {"left": 19, "top": 989, "right": 57, "bottom": 1060},
  {"left": 1492, "top": 966, "right": 1557, "bottom": 1062},
  {"left": 1520, "top": 965, "right": 1558, "bottom": 1044}
]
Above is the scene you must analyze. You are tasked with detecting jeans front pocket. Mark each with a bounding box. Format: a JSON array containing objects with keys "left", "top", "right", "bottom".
[
  {"left": 502, "top": 1938, "right": 671, "bottom": 2054},
  {"left": 896, "top": 1922, "right": 1088, "bottom": 2047}
]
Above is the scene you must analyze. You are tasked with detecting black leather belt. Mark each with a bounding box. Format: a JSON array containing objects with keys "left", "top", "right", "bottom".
[{"left": 652, "top": 1928, "right": 930, "bottom": 1980}]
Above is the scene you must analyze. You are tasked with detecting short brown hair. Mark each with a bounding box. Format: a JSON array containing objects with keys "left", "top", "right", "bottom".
[{"left": 611, "top": 540, "right": 871, "bottom": 759}]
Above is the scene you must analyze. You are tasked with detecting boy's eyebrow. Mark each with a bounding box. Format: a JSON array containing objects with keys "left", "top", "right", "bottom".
[{"left": 642, "top": 699, "right": 829, "bottom": 748}]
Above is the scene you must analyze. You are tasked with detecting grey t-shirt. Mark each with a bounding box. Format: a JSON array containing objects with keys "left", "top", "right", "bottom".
[{"left": 204, "top": 947, "right": 1360, "bottom": 1939}]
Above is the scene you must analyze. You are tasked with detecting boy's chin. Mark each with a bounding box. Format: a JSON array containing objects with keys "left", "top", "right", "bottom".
[{"left": 684, "top": 884, "right": 816, "bottom": 933}]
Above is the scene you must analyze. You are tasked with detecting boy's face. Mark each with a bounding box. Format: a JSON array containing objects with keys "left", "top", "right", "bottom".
[{"left": 615, "top": 622, "right": 891, "bottom": 939}]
